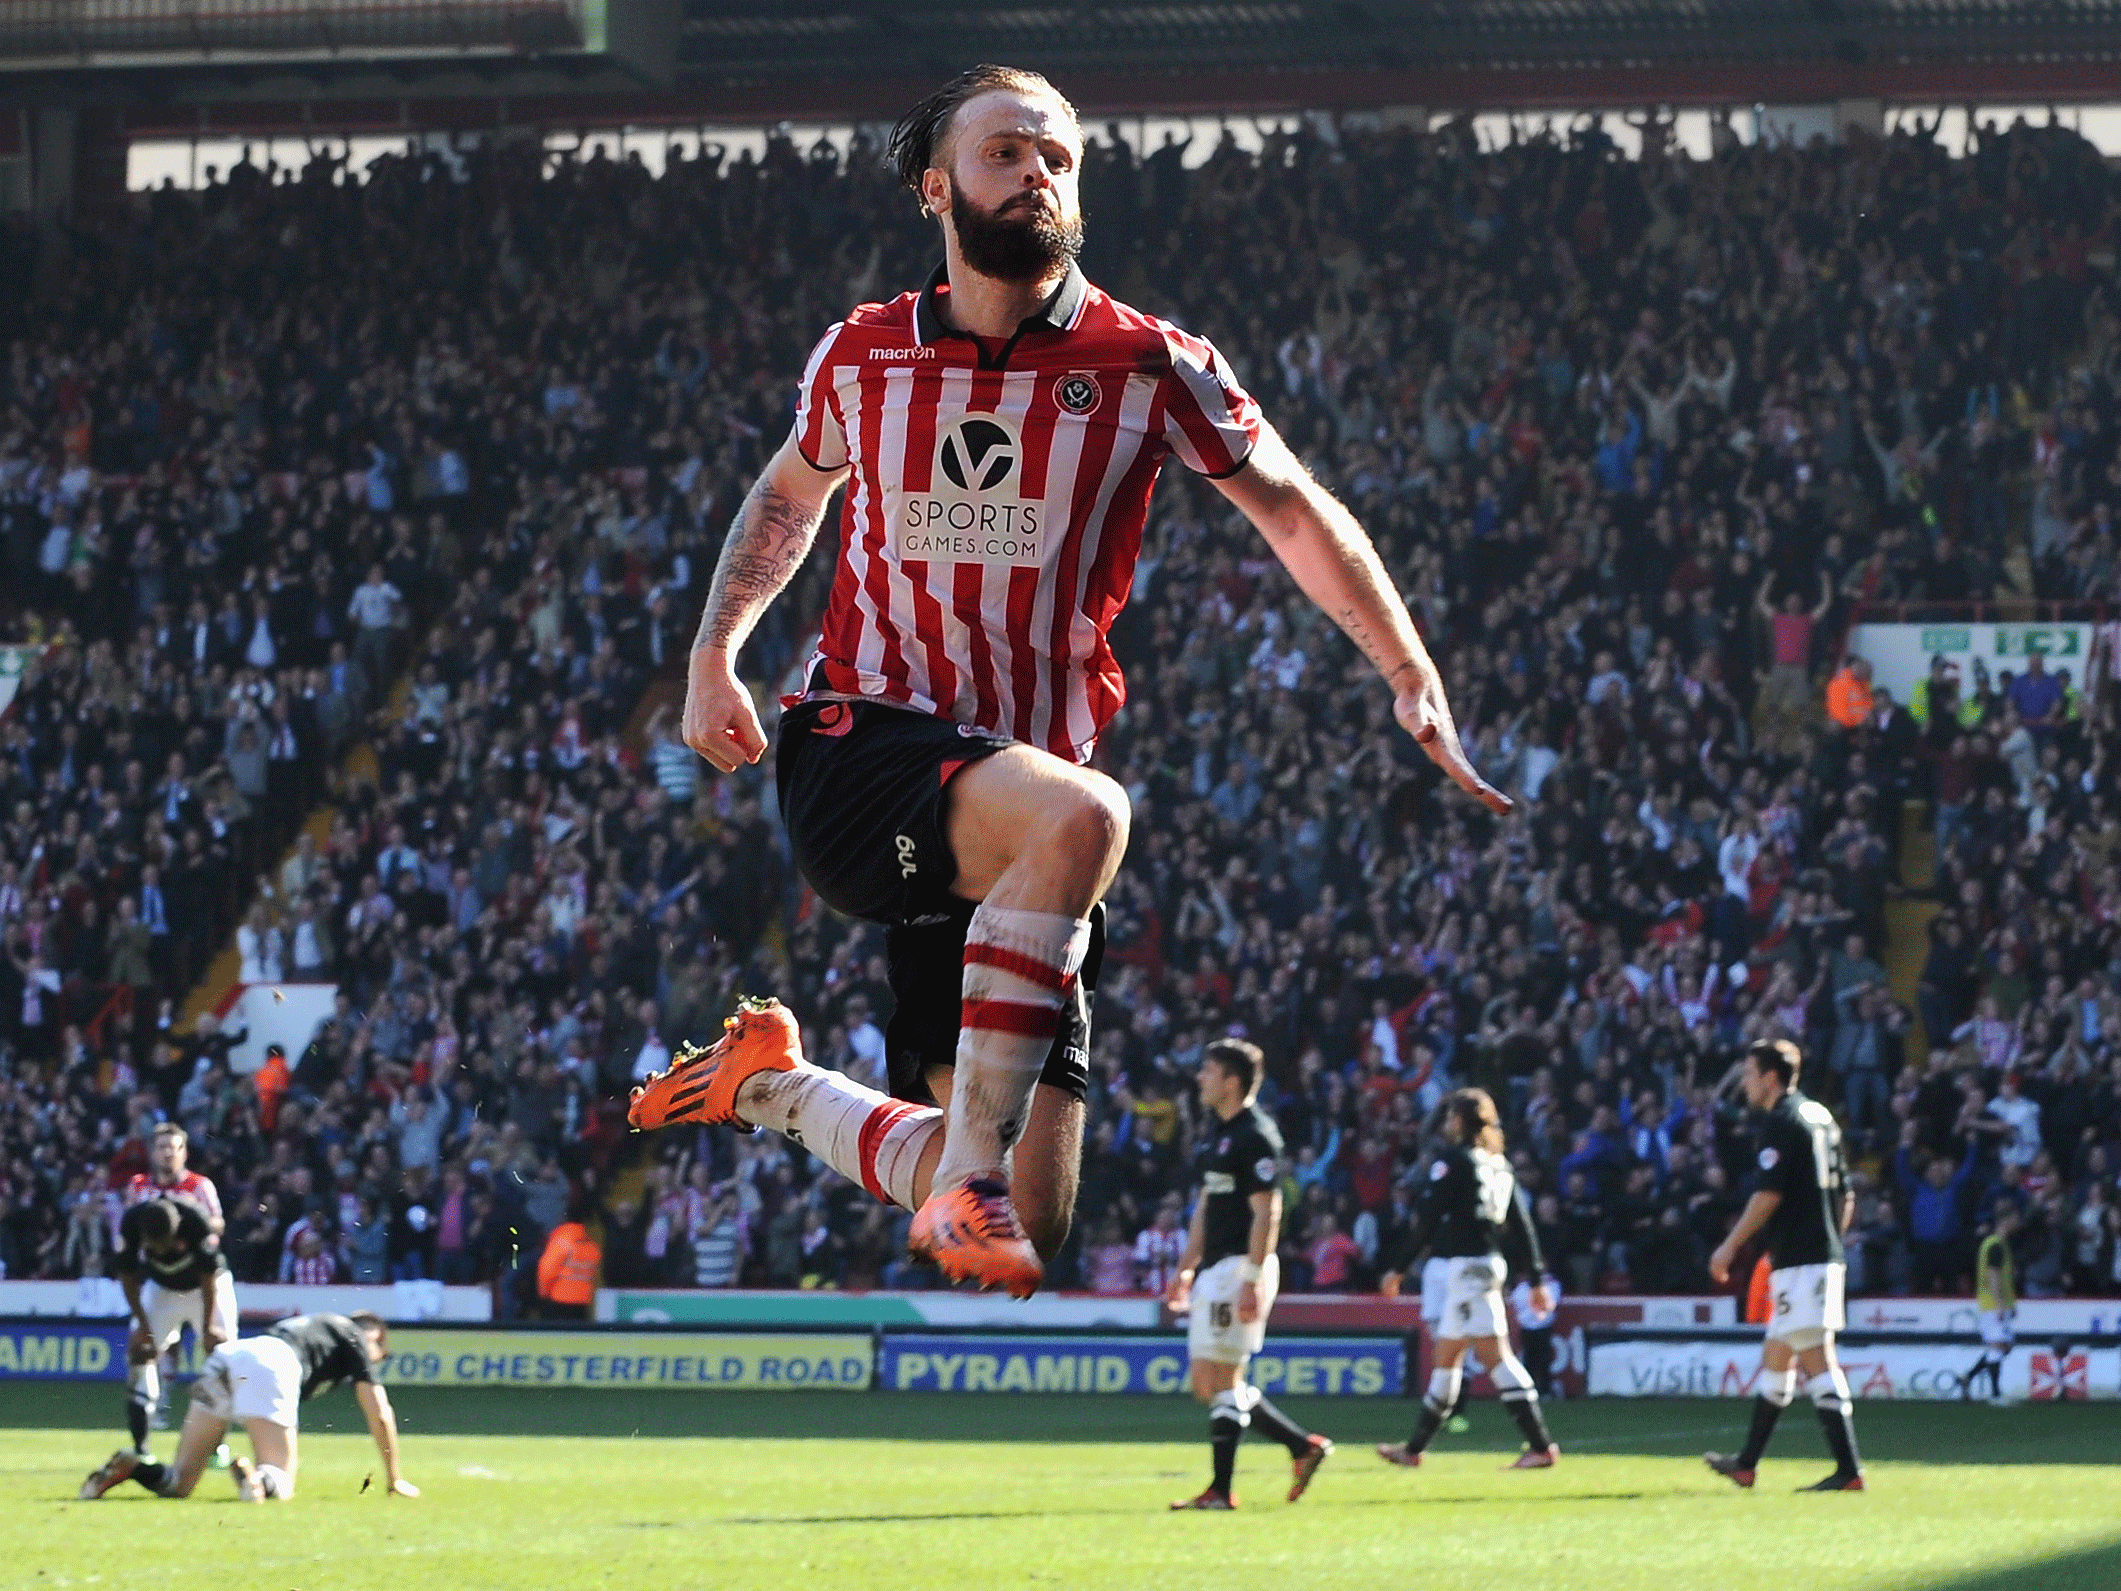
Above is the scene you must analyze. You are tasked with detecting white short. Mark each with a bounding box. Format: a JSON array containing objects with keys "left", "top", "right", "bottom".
[
  {"left": 187, "top": 1336, "right": 302, "bottom": 1429},
  {"left": 1419, "top": 1256, "right": 1450, "bottom": 1329},
  {"left": 1765, "top": 1262, "right": 1846, "bottom": 1349},
  {"left": 1977, "top": 1309, "right": 2016, "bottom": 1350},
  {"left": 1438, "top": 1254, "right": 1510, "bottom": 1342},
  {"left": 141, "top": 1271, "right": 238, "bottom": 1356},
  {"left": 1187, "top": 1254, "right": 1279, "bottom": 1366}
]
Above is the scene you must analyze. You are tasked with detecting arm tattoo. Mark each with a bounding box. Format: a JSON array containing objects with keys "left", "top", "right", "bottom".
[{"left": 693, "top": 479, "right": 828, "bottom": 654}]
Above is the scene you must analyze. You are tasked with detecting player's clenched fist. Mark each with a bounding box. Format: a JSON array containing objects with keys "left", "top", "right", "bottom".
[{"left": 684, "top": 647, "right": 768, "bottom": 772}]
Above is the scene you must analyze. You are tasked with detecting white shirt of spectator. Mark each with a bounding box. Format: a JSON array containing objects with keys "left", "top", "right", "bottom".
[
  {"left": 347, "top": 578, "right": 402, "bottom": 631},
  {"left": 1586, "top": 666, "right": 1630, "bottom": 707},
  {"left": 1988, "top": 1093, "right": 2042, "bottom": 1169},
  {"left": 1520, "top": 742, "right": 1559, "bottom": 802},
  {"left": 236, "top": 921, "right": 284, "bottom": 984},
  {"left": 631, "top": 1030, "right": 671, "bottom": 1084},
  {"left": 1510, "top": 1274, "right": 1561, "bottom": 1331},
  {"left": 1718, "top": 828, "right": 1759, "bottom": 900},
  {"left": 845, "top": 1015, "right": 887, "bottom": 1092},
  {"left": 1249, "top": 634, "right": 1307, "bottom": 691},
  {"left": 1368, "top": 1011, "right": 1401, "bottom": 1071}
]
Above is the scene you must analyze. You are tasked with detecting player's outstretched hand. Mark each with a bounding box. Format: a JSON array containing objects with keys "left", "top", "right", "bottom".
[
  {"left": 1394, "top": 680, "right": 1512, "bottom": 816},
  {"left": 1166, "top": 1269, "right": 1193, "bottom": 1317},
  {"left": 684, "top": 647, "right": 768, "bottom": 772},
  {"left": 388, "top": 1477, "right": 420, "bottom": 1498},
  {"left": 1237, "top": 1280, "right": 1261, "bottom": 1324}
]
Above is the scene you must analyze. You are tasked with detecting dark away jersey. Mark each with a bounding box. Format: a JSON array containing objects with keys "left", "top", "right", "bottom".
[
  {"left": 1753, "top": 1090, "right": 1847, "bottom": 1269},
  {"left": 115, "top": 1196, "right": 228, "bottom": 1293},
  {"left": 266, "top": 1313, "right": 378, "bottom": 1401},
  {"left": 1198, "top": 1103, "right": 1283, "bottom": 1269},
  {"left": 1421, "top": 1144, "right": 1546, "bottom": 1274}
]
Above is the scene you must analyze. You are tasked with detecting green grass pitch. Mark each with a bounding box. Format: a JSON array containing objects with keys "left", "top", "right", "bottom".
[{"left": 3, "top": 1384, "right": 2116, "bottom": 1591}]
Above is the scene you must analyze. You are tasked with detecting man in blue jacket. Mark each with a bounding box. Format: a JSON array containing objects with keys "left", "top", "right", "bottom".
[{"left": 1895, "top": 1122, "right": 1977, "bottom": 1293}]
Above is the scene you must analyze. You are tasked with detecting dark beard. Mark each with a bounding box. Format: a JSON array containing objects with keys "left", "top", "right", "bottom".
[{"left": 947, "top": 178, "right": 1083, "bottom": 284}]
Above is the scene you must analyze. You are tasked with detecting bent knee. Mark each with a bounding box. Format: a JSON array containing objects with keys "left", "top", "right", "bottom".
[{"left": 1049, "top": 778, "right": 1130, "bottom": 869}]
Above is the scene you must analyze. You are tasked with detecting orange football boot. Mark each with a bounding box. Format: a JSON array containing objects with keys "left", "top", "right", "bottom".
[
  {"left": 627, "top": 997, "right": 801, "bottom": 1131},
  {"left": 1287, "top": 1434, "right": 1333, "bottom": 1501},
  {"left": 907, "top": 1175, "right": 1044, "bottom": 1298}
]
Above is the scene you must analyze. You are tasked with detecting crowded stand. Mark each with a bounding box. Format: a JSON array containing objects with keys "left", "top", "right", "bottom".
[{"left": 2, "top": 108, "right": 2120, "bottom": 1313}]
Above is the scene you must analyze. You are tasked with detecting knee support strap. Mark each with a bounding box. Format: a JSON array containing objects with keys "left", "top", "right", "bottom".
[
  {"left": 1489, "top": 1352, "right": 1537, "bottom": 1400},
  {"left": 1808, "top": 1367, "right": 1852, "bottom": 1413},
  {"left": 1209, "top": 1387, "right": 1253, "bottom": 1429}
]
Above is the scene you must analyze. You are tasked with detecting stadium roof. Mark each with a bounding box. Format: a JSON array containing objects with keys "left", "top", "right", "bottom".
[
  {"left": 7, "top": 0, "right": 2121, "bottom": 122},
  {"left": 672, "top": 0, "right": 2121, "bottom": 84}
]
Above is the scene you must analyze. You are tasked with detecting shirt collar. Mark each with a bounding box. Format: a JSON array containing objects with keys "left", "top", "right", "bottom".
[{"left": 914, "top": 260, "right": 1088, "bottom": 348}]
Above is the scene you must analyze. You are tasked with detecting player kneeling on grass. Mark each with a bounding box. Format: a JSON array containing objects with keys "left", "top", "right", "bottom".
[
  {"left": 1167, "top": 1039, "right": 1332, "bottom": 1511},
  {"left": 1703, "top": 1039, "right": 1865, "bottom": 1493},
  {"left": 79, "top": 1311, "right": 415, "bottom": 1504},
  {"left": 1377, "top": 1088, "right": 1560, "bottom": 1472}
]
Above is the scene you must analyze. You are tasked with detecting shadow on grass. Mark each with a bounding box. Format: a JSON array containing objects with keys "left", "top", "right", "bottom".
[
  {"left": 714, "top": 1491, "right": 1671, "bottom": 1527},
  {"left": 1906, "top": 1539, "right": 2121, "bottom": 1591}
]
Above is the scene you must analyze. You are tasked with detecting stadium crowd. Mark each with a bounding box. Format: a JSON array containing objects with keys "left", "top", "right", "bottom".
[{"left": 2, "top": 107, "right": 2120, "bottom": 1310}]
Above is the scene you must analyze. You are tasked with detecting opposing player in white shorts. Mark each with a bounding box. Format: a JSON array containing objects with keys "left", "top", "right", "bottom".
[
  {"left": 1378, "top": 1089, "right": 1559, "bottom": 1471},
  {"left": 79, "top": 1311, "right": 416, "bottom": 1504},
  {"left": 1419, "top": 1239, "right": 1489, "bottom": 1431},
  {"left": 1706, "top": 1040, "right": 1864, "bottom": 1492},
  {"left": 112, "top": 1195, "right": 238, "bottom": 1459},
  {"left": 1167, "top": 1040, "right": 1332, "bottom": 1510}
]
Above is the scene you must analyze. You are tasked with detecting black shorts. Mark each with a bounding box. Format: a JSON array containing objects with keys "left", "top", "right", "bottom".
[
  {"left": 775, "top": 696, "right": 1100, "bottom": 1102},
  {"left": 881, "top": 900, "right": 1103, "bottom": 1105},
  {"left": 776, "top": 697, "right": 1014, "bottom": 927}
]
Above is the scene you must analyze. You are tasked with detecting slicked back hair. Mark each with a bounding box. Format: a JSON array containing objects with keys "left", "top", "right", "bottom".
[
  {"left": 1747, "top": 1037, "right": 1802, "bottom": 1089},
  {"left": 887, "top": 64, "right": 1080, "bottom": 214},
  {"left": 1204, "top": 1037, "right": 1264, "bottom": 1103}
]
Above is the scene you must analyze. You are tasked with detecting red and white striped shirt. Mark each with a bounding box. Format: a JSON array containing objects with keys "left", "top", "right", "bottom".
[
  {"left": 125, "top": 1170, "right": 223, "bottom": 1223},
  {"left": 795, "top": 264, "right": 1261, "bottom": 761}
]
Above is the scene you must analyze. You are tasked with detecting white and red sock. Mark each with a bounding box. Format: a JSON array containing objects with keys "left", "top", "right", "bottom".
[
  {"left": 737, "top": 1064, "right": 940, "bottom": 1210},
  {"left": 930, "top": 904, "right": 1092, "bottom": 1192}
]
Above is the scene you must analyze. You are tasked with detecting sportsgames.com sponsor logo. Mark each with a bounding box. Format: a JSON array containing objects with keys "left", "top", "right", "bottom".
[{"left": 897, "top": 412, "right": 1055, "bottom": 566}]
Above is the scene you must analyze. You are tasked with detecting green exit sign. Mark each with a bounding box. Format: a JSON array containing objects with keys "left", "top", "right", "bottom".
[
  {"left": 1920, "top": 627, "right": 1971, "bottom": 652},
  {"left": 1994, "top": 626, "right": 2081, "bottom": 658}
]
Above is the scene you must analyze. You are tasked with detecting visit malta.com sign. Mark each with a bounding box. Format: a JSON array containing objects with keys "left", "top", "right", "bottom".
[{"left": 1589, "top": 1338, "right": 2116, "bottom": 1401}]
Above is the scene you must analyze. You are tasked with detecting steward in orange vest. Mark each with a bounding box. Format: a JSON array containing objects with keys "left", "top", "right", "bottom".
[{"left": 537, "top": 1220, "right": 601, "bottom": 1319}]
